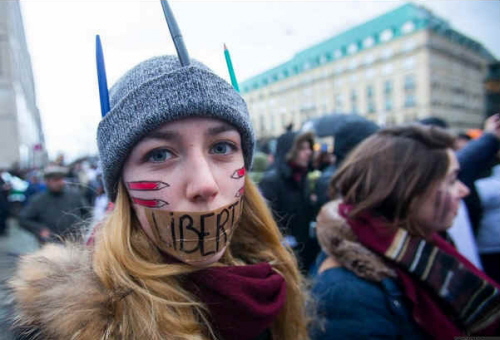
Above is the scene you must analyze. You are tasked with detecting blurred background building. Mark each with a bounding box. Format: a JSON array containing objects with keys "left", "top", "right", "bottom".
[
  {"left": 241, "top": 3, "right": 497, "bottom": 139},
  {"left": 0, "top": 1, "right": 46, "bottom": 170},
  {"left": 485, "top": 62, "right": 500, "bottom": 118}
]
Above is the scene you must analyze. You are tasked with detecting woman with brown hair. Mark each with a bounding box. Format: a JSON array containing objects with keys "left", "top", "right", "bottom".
[
  {"left": 8, "top": 4, "right": 308, "bottom": 338},
  {"left": 310, "top": 125, "right": 500, "bottom": 339}
]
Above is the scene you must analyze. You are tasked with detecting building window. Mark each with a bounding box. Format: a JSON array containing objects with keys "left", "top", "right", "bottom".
[
  {"left": 368, "top": 102, "right": 376, "bottom": 113},
  {"left": 402, "top": 21, "right": 416, "bottom": 34},
  {"left": 404, "top": 74, "right": 416, "bottom": 90},
  {"left": 385, "top": 97, "right": 393, "bottom": 111},
  {"left": 384, "top": 79, "right": 393, "bottom": 111},
  {"left": 367, "top": 85, "right": 376, "bottom": 113},
  {"left": 334, "top": 49, "right": 342, "bottom": 58},
  {"left": 366, "top": 85, "right": 374, "bottom": 98},
  {"left": 404, "top": 93, "right": 416, "bottom": 107},
  {"left": 351, "top": 90, "right": 358, "bottom": 113},
  {"left": 363, "top": 37, "right": 375, "bottom": 48},
  {"left": 348, "top": 43, "right": 358, "bottom": 54},
  {"left": 380, "top": 29, "right": 394, "bottom": 42},
  {"left": 384, "top": 80, "right": 393, "bottom": 94},
  {"left": 335, "top": 93, "right": 343, "bottom": 111}
]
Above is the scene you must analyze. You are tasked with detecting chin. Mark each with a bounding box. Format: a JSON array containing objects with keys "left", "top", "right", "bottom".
[{"left": 181, "top": 248, "right": 226, "bottom": 267}]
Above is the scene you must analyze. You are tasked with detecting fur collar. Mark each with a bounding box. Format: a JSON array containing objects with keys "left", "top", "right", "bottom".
[
  {"left": 316, "top": 200, "right": 396, "bottom": 282},
  {"left": 9, "top": 244, "right": 120, "bottom": 339}
]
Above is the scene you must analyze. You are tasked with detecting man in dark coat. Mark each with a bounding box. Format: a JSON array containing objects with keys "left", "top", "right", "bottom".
[
  {"left": 19, "top": 166, "right": 89, "bottom": 243},
  {"left": 259, "top": 130, "right": 318, "bottom": 271},
  {"left": 0, "top": 175, "right": 11, "bottom": 236}
]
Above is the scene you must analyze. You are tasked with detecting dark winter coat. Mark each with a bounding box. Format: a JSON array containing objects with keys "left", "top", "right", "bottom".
[
  {"left": 457, "top": 132, "right": 500, "bottom": 234},
  {"left": 309, "top": 200, "right": 427, "bottom": 339},
  {"left": 19, "top": 188, "right": 88, "bottom": 241},
  {"left": 259, "top": 131, "right": 319, "bottom": 270}
]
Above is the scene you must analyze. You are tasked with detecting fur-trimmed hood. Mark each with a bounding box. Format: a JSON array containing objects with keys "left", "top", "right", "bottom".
[
  {"left": 8, "top": 244, "right": 121, "bottom": 339},
  {"left": 315, "top": 200, "right": 396, "bottom": 282}
]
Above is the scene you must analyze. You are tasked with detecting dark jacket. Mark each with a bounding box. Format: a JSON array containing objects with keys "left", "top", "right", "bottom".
[
  {"left": 19, "top": 188, "right": 88, "bottom": 240},
  {"left": 457, "top": 133, "right": 500, "bottom": 234},
  {"left": 309, "top": 201, "right": 427, "bottom": 339},
  {"left": 259, "top": 131, "right": 318, "bottom": 270},
  {"left": 314, "top": 164, "right": 337, "bottom": 210},
  {"left": 310, "top": 253, "right": 426, "bottom": 340}
]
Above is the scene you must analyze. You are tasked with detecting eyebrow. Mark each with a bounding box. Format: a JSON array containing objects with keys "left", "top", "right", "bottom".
[
  {"left": 207, "top": 124, "right": 237, "bottom": 136},
  {"left": 142, "top": 123, "right": 237, "bottom": 142},
  {"left": 143, "top": 130, "right": 180, "bottom": 141}
]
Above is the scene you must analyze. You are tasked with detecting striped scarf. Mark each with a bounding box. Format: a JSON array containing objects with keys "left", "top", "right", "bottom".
[{"left": 339, "top": 203, "right": 500, "bottom": 339}]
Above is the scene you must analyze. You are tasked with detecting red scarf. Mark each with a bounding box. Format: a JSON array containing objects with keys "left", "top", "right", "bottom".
[
  {"left": 339, "top": 203, "right": 500, "bottom": 339},
  {"left": 288, "top": 161, "right": 308, "bottom": 182},
  {"left": 189, "top": 263, "right": 287, "bottom": 340}
]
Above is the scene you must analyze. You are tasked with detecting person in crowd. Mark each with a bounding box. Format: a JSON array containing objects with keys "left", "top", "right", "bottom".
[
  {"left": 455, "top": 132, "right": 472, "bottom": 150},
  {"left": 310, "top": 125, "right": 500, "bottom": 339},
  {"left": 259, "top": 129, "right": 319, "bottom": 272},
  {"left": 91, "top": 176, "right": 109, "bottom": 224},
  {"left": 24, "top": 170, "right": 46, "bottom": 203},
  {"left": 0, "top": 173, "right": 11, "bottom": 236},
  {"left": 417, "top": 114, "right": 500, "bottom": 268},
  {"left": 313, "top": 145, "right": 334, "bottom": 172},
  {"left": 9, "top": 54, "right": 308, "bottom": 338},
  {"left": 18, "top": 165, "right": 89, "bottom": 244},
  {"left": 249, "top": 151, "right": 270, "bottom": 184},
  {"left": 314, "top": 117, "right": 379, "bottom": 210},
  {"left": 420, "top": 114, "right": 500, "bottom": 235},
  {"left": 476, "top": 163, "right": 500, "bottom": 284}
]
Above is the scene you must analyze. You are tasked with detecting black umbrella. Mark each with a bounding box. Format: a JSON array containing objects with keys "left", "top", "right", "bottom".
[{"left": 301, "top": 113, "right": 369, "bottom": 138}]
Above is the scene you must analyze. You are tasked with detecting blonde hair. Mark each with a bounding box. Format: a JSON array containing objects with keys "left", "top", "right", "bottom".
[{"left": 92, "top": 177, "right": 309, "bottom": 339}]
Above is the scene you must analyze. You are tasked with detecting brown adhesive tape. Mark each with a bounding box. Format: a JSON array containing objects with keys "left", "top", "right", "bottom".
[{"left": 144, "top": 199, "right": 243, "bottom": 263}]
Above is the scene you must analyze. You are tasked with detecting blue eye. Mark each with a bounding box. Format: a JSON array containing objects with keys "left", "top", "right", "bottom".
[
  {"left": 211, "top": 142, "right": 236, "bottom": 155},
  {"left": 147, "top": 149, "right": 172, "bottom": 163}
]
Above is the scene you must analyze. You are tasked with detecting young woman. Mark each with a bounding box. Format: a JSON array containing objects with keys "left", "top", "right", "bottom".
[
  {"left": 9, "top": 55, "right": 308, "bottom": 340},
  {"left": 310, "top": 125, "right": 500, "bottom": 339}
]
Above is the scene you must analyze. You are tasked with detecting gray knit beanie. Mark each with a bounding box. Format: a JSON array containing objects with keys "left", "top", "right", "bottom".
[{"left": 97, "top": 55, "right": 255, "bottom": 201}]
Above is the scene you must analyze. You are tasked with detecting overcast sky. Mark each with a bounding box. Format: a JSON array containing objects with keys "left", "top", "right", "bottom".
[{"left": 19, "top": 0, "right": 500, "bottom": 161}]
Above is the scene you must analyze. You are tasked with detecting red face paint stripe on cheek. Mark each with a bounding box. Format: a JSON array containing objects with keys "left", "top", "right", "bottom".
[
  {"left": 127, "top": 181, "right": 170, "bottom": 191},
  {"left": 235, "top": 186, "right": 245, "bottom": 198},
  {"left": 132, "top": 197, "right": 168, "bottom": 208},
  {"left": 231, "top": 167, "right": 246, "bottom": 179}
]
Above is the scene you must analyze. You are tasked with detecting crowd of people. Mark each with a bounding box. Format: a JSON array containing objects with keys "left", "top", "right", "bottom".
[{"left": 1, "top": 5, "right": 499, "bottom": 339}]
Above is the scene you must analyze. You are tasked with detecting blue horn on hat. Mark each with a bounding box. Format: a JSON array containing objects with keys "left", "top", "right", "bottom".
[{"left": 96, "top": 34, "right": 110, "bottom": 117}]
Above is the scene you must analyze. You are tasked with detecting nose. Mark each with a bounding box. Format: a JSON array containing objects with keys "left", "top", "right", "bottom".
[
  {"left": 457, "top": 180, "right": 470, "bottom": 199},
  {"left": 185, "top": 155, "right": 219, "bottom": 203}
]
